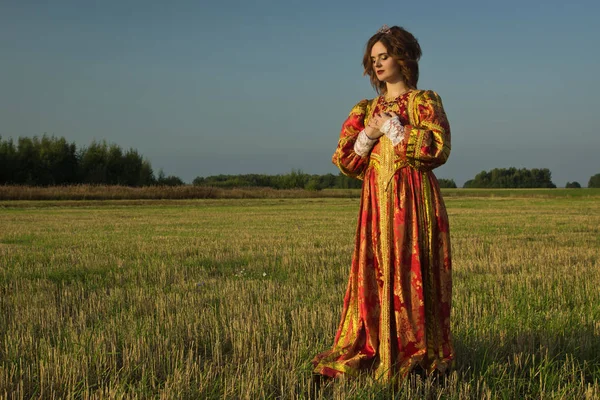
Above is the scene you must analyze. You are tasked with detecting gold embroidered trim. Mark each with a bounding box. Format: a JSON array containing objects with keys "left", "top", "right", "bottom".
[
  {"left": 368, "top": 157, "right": 409, "bottom": 173},
  {"left": 372, "top": 91, "right": 424, "bottom": 382},
  {"left": 374, "top": 133, "right": 394, "bottom": 382}
]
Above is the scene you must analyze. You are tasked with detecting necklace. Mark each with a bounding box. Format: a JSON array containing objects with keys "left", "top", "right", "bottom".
[
  {"left": 379, "top": 91, "right": 411, "bottom": 110},
  {"left": 382, "top": 89, "right": 412, "bottom": 104}
]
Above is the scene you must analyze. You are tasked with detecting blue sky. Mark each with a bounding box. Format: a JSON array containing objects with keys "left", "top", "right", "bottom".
[{"left": 1, "top": 0, "right": 599, "bottom": 186}]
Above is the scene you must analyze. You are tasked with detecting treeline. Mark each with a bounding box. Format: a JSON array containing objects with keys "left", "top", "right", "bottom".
[
  {"left": 193, "top": 170, "right": 362, "bottom": 190},
  {"left": 192, "top": 172, "right": 458, "bottom": 190},
  {"left": 0, "top": 135, "right": 183, "bottom": 186},
  {"left": 463, "top": 169, "right": 600, "bottom": 188},
  {"left": 4, "top": 135, "right": 597, "bottom": 190},
  {"left": 562, "top": 174, "right": 600, "bottom": 188},
  {"left": 463, "top": 168, "right": 556, "bottom": 188}
]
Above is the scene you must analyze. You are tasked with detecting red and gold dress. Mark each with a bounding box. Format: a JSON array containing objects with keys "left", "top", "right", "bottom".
[{"left": 312, "top": 89, "right": 453, "bottom": 382}]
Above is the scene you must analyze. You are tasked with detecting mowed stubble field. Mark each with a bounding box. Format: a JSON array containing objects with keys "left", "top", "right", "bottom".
[{"left": 1, "top": 190, "right": 599, "bottom": 399}]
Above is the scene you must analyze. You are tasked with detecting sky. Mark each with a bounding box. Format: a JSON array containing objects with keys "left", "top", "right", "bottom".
[{"left": 1, "top": 0, "right": 599, "bottom": 187}]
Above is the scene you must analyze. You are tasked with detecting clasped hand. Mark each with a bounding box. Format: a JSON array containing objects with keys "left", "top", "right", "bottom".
[{"left": 365, "top": 112, "right": 399, "bottom": 140}]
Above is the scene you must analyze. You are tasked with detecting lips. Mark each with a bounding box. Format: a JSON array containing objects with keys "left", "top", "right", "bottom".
[{"left": 376, "top": 70, "right": 384, "bottom": 75}]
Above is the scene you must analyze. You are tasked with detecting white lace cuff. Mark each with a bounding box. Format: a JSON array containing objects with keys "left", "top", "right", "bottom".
[
  {"left": 353, "top": 129, "right": 377, "bottom": 157},
  {"left": 380, "top": 116, "right": 405, "bottom": 146}
]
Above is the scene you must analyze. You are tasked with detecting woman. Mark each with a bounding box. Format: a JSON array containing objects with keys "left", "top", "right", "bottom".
[{"left": 312, "top": 25, "right": 453, "bottom": 382}]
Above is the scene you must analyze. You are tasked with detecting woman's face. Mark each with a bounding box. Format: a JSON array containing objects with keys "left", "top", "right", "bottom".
[{"left": 370, "top": 41, "right": 402, "bottom": 83}]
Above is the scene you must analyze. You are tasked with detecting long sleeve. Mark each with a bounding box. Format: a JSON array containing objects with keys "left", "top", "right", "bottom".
[
  {"left": 402, "top": 90, "right": 451, "bottom": 171},
  {"left": 332, "top": 99, "right": 371, "bottom": 180},
  {"left": 380, "top": 116, "right": 405, "bottom": 146},
  {"left": 354, "top": 130, "right": 378, "bottom": 157}
]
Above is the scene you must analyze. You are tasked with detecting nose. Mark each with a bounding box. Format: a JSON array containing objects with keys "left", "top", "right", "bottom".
[{"left": 375, "top": 58, "right": 382, "bottom": 67}]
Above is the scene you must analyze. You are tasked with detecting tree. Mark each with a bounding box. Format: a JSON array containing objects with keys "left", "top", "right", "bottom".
[
  {"left": 118, "top": 149, "right": 155, "bottom": 186},
  {"left": 156, "top": 169, "right": 184, "bottom": 186},
  {"left": 79, "top": 141, "right": 109, "bottom": 184},
  {"left": 15, "top": 137, "right": 38, "bottom": 184},
  {"left": 589, "top": 174, "right": 600, "bottom": 188},
  {"left": 104, "top": 144, "right": 124, "bottom": 185},
  {"left": 437, "top": 178, "right": 457, "bottom": 188},
  {"left": 0, "top": 136, "right": 17, "bottom": 184},
  {"left": 305, "top": 177, "right": 322, "bottom": 191},
  {"left": 320, "top": 173, "right": 337, "bottom": 189},
  {"left": 282, "top": 169, "right": 308, "bottom": 189},
  {"left": 138, "top": 159, "right": 156, "bottom": 186},
  {"left": 565, "top": 181, "right": 581, "bottom": 188},
  {"left": 0, "top": 135, "right": 156, "bottom": 186},
  {"left": 463, "top": 168, "right": 556, "bottom": 188},
  {"left": 41, "top": 136, "right": 78, "bottom": 185},
  {"left": 192, "top": 176, "right": 205, "bottom": 186},
  {"left": 335, "top": 172, "right": 362, "bottom": 189}
]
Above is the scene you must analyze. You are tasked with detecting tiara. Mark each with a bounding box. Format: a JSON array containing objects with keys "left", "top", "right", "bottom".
[{"left": 377, "top": 24, "right": 391, "bottom": 35}]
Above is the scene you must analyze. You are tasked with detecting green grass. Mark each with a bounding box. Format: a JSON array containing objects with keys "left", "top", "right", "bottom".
[
  {"left": 442, "top": 188, "right": 600, "bottom": 198},
  {"left": 0, "top": 194, "right": 599, "bottom": 399}
]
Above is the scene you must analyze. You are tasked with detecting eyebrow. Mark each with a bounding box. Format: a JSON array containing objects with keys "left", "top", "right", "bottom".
[{"left": 370, "top": 53, "right": 388, "bottom": 58}]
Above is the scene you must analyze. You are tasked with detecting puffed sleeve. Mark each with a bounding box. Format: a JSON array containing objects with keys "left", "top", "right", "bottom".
[
  {"left": 402, "top": 90, "right": 451, "bottom": 171},
  {"left": 331, "top": 99, "right": 371, "bottom": 180}
]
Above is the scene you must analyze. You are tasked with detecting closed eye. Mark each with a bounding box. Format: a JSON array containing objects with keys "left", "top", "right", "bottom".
[{"left": 371, "top": 54, "right": 389, "bottom": 63}]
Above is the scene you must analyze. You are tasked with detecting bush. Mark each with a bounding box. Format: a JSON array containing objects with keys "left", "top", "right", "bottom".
[{"left": 565, "top": 181, "right": 581, "bottom": 188}]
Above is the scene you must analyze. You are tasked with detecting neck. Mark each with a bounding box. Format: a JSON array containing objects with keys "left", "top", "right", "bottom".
[{"left": 384, "top": 81, "right": 410, "bottom": 99}]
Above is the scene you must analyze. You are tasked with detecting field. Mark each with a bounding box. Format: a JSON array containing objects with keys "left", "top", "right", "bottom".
[{"left": 1, "top": 190, "right": 599, "bottom": 399}]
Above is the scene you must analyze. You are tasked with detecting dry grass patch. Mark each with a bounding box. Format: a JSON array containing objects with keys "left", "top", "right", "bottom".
[{"left": 0, "top": 196, "right": 599, "bottom": 399}]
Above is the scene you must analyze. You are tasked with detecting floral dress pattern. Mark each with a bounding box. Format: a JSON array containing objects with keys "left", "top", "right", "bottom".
[{"left": 312, "top": 90, "right": 454, "bottom": 382}]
